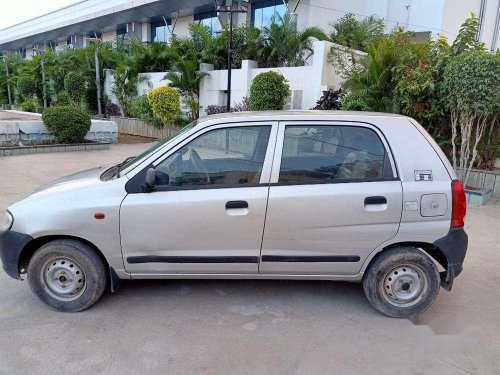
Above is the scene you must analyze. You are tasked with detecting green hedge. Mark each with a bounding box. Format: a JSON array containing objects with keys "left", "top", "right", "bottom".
[
  {"left": 248, "top": 71, "right": 290, "bottom": 111},
  {"left": 147, "top": 86, "right": 180, "bottom": 125},
  {"left": 42, "top": 106, "right": 91, "bottom": 144},
  {"left": 20, "top": 101, "right": 36, "bottom": 113},
  {"left": 56, "top": 91, "right": 71, "bottom": 106}
]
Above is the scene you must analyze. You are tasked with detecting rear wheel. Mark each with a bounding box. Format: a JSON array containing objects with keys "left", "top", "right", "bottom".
[
  {"left": 363, "top": 246, "right": 440, "bottom": 318},
  {"left": 28, "top": 239, "right": 106, "bottom": 312}
]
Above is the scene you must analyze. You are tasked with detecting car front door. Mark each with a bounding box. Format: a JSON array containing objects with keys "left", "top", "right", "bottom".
[
  {"left": 260, "top": 121, "right": 403, "bottom": 275},
  {"left": 120, "top": 122, "right": 277, "bottom": 275}
]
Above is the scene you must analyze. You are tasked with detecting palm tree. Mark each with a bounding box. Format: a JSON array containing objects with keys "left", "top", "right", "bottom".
[
  {"left": 260, "top": 12, "right": 328, "bottom": 67},
  {"left": 164, "top": 60, "right": 209, "bottom": 119},
  {"left": 342, "top": 38, "right": 397, "bottom": 112},
  {"left": 329, "top": 13, "right": 385, "bottom": 51}
]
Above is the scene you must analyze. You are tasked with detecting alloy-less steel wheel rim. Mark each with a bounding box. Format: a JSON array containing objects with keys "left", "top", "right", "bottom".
[
  {"left": 381, "top": 264, "right": 428, "bottom": 307},
  {"left": 41, "top": 257, "right": 86, "bottom": 301}
]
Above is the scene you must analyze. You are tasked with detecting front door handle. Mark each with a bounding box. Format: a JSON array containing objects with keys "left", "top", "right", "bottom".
[
  {"left": 226, "top": 201, "right": 248, "bottom": 209},
  {"left": 364, "top": 196, "right": 387, "bottom": 205}
]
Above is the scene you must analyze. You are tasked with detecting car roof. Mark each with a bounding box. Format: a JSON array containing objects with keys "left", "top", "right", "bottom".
[{"left": 197, "top": 110, "right": 408, "bottom": 124}]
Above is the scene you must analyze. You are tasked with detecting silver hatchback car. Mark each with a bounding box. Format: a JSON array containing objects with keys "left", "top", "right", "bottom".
[{"left": 0, "top": 111, "right": 467, "bottom": 317}]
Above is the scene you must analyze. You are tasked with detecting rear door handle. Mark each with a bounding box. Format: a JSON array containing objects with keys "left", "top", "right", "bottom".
[
  {"left": 364, "top": 196, "right": 387, "bottom": 205},
  {"left": 226, "top": 201, "right": 248, "bottom": 209}
]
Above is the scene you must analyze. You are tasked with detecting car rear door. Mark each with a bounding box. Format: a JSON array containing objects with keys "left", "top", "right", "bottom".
[
  {"left": 120, "top": 122, "right": 278, "bottom": 275},
  {"left": 260, "top": 121, "right": 403, "bottom": 275}
]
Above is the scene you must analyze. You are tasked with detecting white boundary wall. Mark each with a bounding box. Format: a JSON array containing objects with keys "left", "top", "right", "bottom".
[{"left": 103, "top": 41, "right": 365, "bottom": 118}]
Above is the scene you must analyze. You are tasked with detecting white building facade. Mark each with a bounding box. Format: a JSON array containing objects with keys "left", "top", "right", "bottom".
[{"left": 1, "top": 0, "right": 499, "bottom": 57}]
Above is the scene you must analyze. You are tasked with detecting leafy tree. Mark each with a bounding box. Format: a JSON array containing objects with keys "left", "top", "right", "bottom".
[
  {"left": 444, "top": 51, "right": 500, "bottom": 185},
  {"left": 248, "top": 71, "right": 290, "bottom": 110},
  {"left": 17, "top": 76, "right": 37, "bottom": 101},
  {"left": 451, "top": 13, "right": 485, "bottom": 55},
  {"left": 164, "top": 60, "right": 208, "bottom": 119},
  {"left": 64, "top": 71, "right": 87, "bottom": 107}
]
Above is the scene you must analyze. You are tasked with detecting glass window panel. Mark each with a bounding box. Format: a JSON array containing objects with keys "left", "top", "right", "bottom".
[
  {"left": 155, "top": 126, "right": 271, "bottom": 188},
  {"left": 279, "top": 125, "right": 390, "bottom": 183}
]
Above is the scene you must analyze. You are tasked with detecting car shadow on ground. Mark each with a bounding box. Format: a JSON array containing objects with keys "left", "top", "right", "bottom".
[{"left": 96, "top": 278, "right": 377, "bottom": 318}]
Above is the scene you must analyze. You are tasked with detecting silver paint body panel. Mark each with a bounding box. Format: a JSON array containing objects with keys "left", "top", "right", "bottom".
[{"left": 6, "top": 111, "right": 455, "bottom": 280}]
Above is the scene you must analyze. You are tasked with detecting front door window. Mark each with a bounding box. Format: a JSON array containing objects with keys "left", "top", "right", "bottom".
[{"left": 155, "top": 126, "right": 272, "bottom": 188}]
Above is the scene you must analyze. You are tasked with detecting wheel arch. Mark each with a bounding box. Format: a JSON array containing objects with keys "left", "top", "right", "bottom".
[
  {"left": 363, "top": 241, "right": 448, "bottom": 275},
  {"left": 18, "top": 235, "right": 119, "bottom": 291}
]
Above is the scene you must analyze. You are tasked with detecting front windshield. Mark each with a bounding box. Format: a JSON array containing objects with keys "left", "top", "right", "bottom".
[{"left": 118, "top": 121, "right": 197, "bottom": 175}]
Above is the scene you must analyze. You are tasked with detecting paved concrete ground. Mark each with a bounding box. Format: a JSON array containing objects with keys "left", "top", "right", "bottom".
[
  {"left": 0, "top": 110, "right": 41, "bottom": 121},
  {"left": 0, "top": 144, "right": 499, "bottom": 375}
]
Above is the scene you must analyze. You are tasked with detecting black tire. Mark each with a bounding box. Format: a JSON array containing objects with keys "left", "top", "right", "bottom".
[
  {"left": 363, "top": 246, "right": 440, "bottom": 318},
  {"left": 27, "top": 239, "right": 107, "bottom": 312}
]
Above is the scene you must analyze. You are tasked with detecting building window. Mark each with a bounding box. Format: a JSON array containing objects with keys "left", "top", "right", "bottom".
[
  {"left": 194, "top": 11, "right": 221, "bottom": 36},
  {"left": 251, "top": 0, "right": 288, "bottom": 30},
  {"left": 117, "top": 24, "right": 127, "bottom": 40},
  {"left": 18, "top": 48, "right": 26, "bottom": 59},
  {"left": 151, "top": 20, "right": 171, "bottom": 43}
]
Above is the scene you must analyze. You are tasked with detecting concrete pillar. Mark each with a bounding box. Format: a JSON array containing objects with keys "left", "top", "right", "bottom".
[
  {"left": 241, "top": 59, "right": 258, "bottom": 99},
  {"left": 199, "top": 63, "right": 215, "bottom": 117},
  {"left": 142, "top": 22, "right": 151, "bottom": 43}
]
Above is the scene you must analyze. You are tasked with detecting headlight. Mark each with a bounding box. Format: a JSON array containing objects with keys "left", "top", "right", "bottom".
[{"left": 0, "top": 211, "right": 13, "bottom": 232}]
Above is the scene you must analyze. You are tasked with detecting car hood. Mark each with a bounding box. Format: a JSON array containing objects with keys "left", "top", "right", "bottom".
[{"left": 12, "top": 165, "right": 112, "bottom": 204}]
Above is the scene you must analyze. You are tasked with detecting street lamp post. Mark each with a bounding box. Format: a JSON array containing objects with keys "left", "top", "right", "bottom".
[
  {"left": 86, "top": 36, "right": 103, "bottom": 116},
  {"left": 215, "top": 0, "right": 247, "bottom": 112}
]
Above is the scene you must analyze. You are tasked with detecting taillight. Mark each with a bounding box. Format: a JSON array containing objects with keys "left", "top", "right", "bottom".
[{"left": 451, "top": 179, "right": 466, "bottom": 228}]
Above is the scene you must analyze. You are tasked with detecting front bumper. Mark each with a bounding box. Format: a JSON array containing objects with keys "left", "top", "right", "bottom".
[
  {"left": 433, "top": 228, "right": 468, "bottom": 291},
  {"left": 0, "top": 230, "right": 33, "bottom": 280}
]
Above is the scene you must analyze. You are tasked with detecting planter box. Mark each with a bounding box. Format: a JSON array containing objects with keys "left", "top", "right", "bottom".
[
  {"left": 111, "top": 117, "right": 178, "bottom": 139},
  {"left": 0, "top": 142, "right": 110, "bottom": 156},
  {"left": 465, "top": 187, "right": 493, "bottom": 206}
]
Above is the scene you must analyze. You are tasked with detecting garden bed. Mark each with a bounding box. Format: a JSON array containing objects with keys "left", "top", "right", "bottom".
[{"left": 0, "top": 141, "right": 110, "bottom": 156}]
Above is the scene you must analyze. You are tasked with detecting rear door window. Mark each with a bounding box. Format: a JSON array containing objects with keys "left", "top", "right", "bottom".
[{"left": 279, "top": 125, "right": 394, "bottom": 183}]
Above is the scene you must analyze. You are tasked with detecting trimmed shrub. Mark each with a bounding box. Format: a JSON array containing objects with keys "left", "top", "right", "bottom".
[
  {"left": 205, "top": 105, "right": 228, "bottom": 116},
  {"left": 17, "top": 76, "right": 36, "bottom": 101},
  {"left": 56, "top": 91, "right": 71, "bottom": 106},
  {"left": 20, "top": 101, "right": 36, "bottom": 112},
  {"left": 130, "top": 95, "right": 163, "bottom": 127},
  {"left": 64, "top": 72, "right": 86, "bottom": 105},
  {"left": 42, "top": 106, "right": 91, "bottom": 144},
  {"left": 104, "top": 100, "right": 121, "bottom": 117},
  {"left": 147, "top": 86, "right": 181, "bottom": 125},
  {"left": 248, "top": 71, "right": 290, "bottom": 111},
  {"left": 340, "top": 95, "right": 371, "bottom": 111}
]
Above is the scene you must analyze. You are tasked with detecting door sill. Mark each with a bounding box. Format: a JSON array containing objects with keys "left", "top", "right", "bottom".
[{"left": 129, "top": 272, "right": 363, "bottom": 281}]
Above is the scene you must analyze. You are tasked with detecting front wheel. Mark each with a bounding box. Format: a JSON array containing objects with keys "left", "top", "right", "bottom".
[
  {"left": 363, "top": 246, "right": 440, "bottom": 318},
  {"left": 28, "top": 239, "right": 107, "bottom": 312}
]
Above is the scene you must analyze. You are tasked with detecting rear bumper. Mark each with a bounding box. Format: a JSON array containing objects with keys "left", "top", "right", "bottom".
[
  {"left": 0, "top": 230, "right": 33, "bottom": 280},
  {"left": 433, "top": 228, "right": 468, "bottom": 291}
]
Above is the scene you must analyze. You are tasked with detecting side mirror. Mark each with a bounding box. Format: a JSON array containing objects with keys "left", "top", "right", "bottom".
[{"left": 145, "top": 168, "right": 156, "bottom": 189}]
